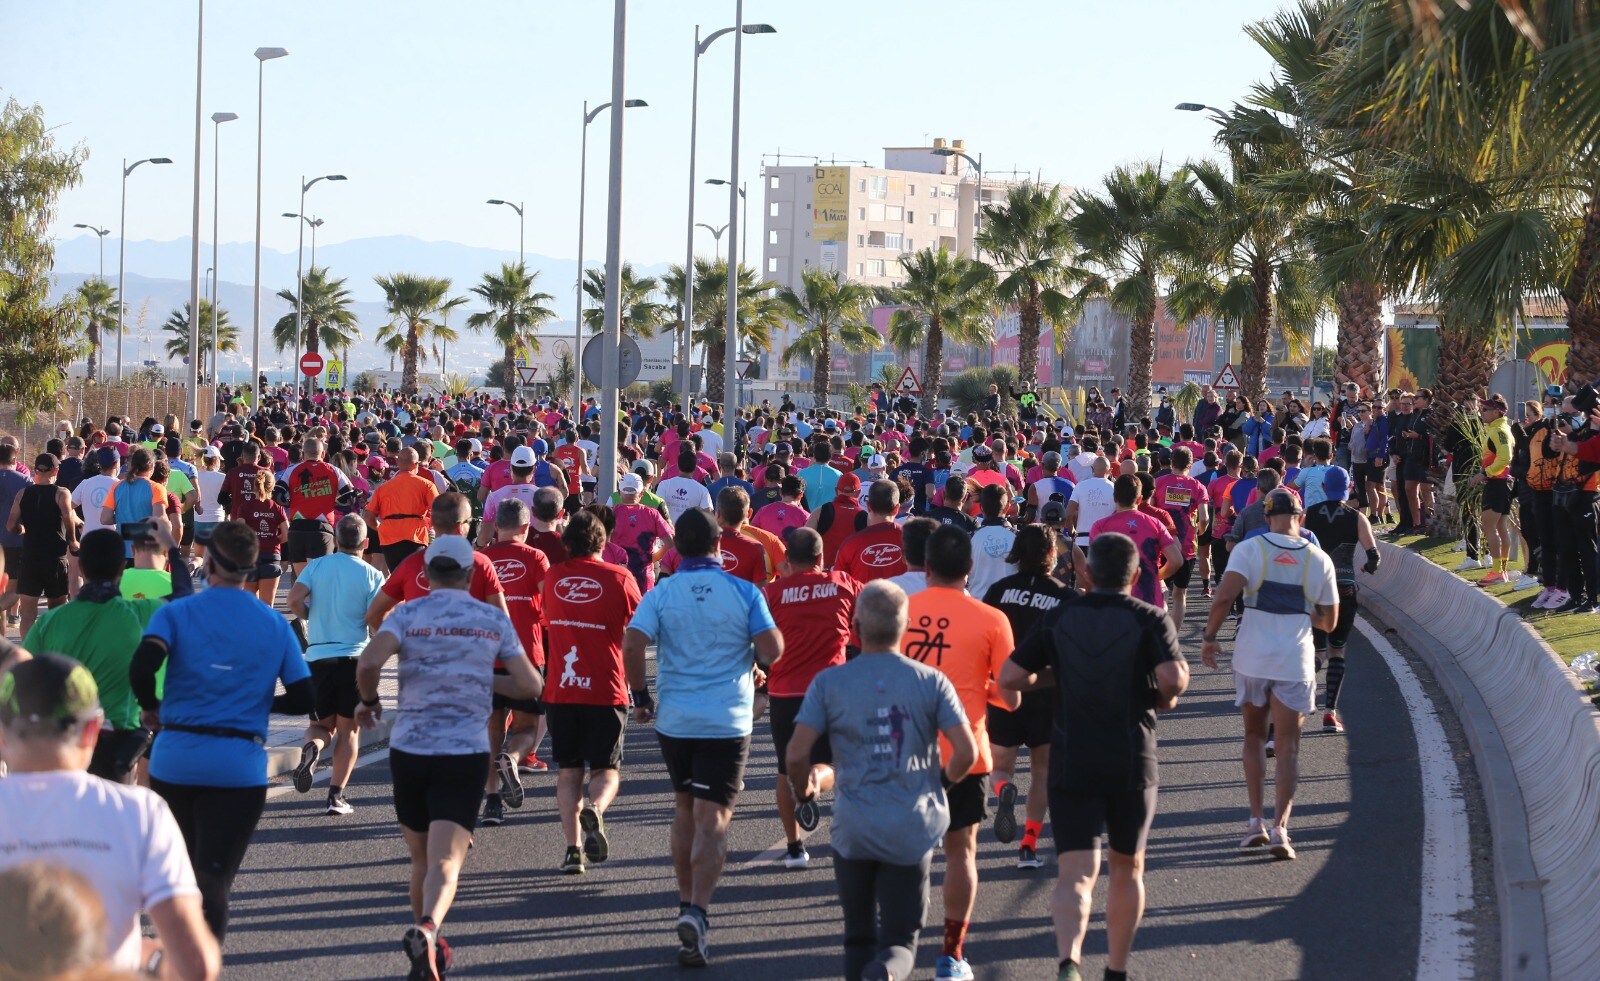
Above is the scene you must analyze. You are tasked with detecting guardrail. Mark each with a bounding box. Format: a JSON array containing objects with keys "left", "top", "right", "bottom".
[{"left": 1361, "top": 542, "right": 1600, "bottom": 980}]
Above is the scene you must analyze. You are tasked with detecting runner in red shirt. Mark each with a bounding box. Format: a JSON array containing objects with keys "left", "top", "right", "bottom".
[
  {"left": 541, "top": 511, "right": 642, "bottom": 874},
  {"left": 807, "top": 472, "right": 864, "bottom": 568},
  {"left": 750, "top": 476, "right": 809, "bottom": 538},
  {"left": 761, "top": 527, "right": 859, "bottom": 868},
  {"left": 834, "top": 479, "right": 909, "bottom": 584},
  {"left": 1151, "top": 445, "right": 1211, "bottom": 628},
  {"left": 365, "top": 492, "right": 508, "bottom": 628}
]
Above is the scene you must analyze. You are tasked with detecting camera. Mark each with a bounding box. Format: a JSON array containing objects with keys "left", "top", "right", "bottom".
[{"left": 1571, "top": 382, "right": 1600, "bottom": 415}]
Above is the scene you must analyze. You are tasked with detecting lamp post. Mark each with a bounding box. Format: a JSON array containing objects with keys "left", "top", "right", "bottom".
[
  {"left": 682, "top": 21, "right": 775, "bottom": 415},
  {"left": 204, "top": 265, "right": 213, "bottom": 380},
  {"left": 208, "top": 111, "right": 238, "bottom": 389},
  {"left": 291, "top": 175, "right": 346, "bottom": 399},
  {"left": 932, "top": 146, "right": 984, "bottom": 252},
  {"left": 72, "top": 224, "right": 111, "bottom": 281},
  {"left": 704, "top": 179, "right": 749, "bottom": 268},
  {"left": 576, "top": 96, "right": 647, "bottom": 411},
  {"left": 251, "top": 46, "right": 289, "bottom": 404},
  {"left": 184, "top": 0, "right": 208, "bottom": 421},
  {"left": 595, "top": 0, "right": 633, "bottom": 502},
  {"left": 696, "top": 222, "right": 729, "bottom": 259},
  {"left": 486, "top": 199, "right": 524, "bottom": 265},
  {"left": 116, "top": 156, "right": 173, "bottom": 382}
]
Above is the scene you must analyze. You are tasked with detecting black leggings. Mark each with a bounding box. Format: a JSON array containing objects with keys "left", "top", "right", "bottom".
[
  {"left": 149, "top": 779, "right": 267, "bottom": 941},
  {"left": 834, "top": 853, "right": 931, "bottom": 981}
]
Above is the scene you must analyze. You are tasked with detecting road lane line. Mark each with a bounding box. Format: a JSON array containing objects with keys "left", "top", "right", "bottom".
[{"left": 1355, "top": 617, "right": 1474, "bottom": 979}]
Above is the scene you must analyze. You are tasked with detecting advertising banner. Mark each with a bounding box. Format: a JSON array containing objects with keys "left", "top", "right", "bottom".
[
  {"left": 1386, "top": 326, "right": 1571, "bottom": 392},
  {"left": 813, "top": 166, "right": 850, "bottom": 243},
  {"left": 1153, "top": 300, "right": 1219, "bottom": 385}
]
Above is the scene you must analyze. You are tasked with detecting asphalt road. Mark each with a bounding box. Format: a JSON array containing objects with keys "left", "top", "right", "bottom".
[{"left": 219, "top": 599, "right": 1495, "bottom": 980}]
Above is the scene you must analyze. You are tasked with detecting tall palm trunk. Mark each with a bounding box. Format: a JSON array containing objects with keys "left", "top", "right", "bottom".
[
  {"left": 922, "top": 317, "right": 946, "bottom": 416},
  {"left": 502, "top": 341, "right": 517, "bottom": 402},
  {"left": 1126, "top": 306, "right": 1155, "bottom": 422},
  {"left": 1334, "top": 281, "right": 1384, "bottom": 395},
  {"left": 1564, "top": 189, "right": 1600, "bottom": 385},
  {"left": 815, "top": 331, "right": 832, "bottom": 408},
  {"left": 86, "top": 321, "right": 100, "bottom": 383},
  {"left": 1018, "top": 287, "right": 1042, "bottom": 391},
  {"left": 707, "top": 338, "right": 727, "bottom": 404},
  {"left": 1241, "top": 258, "right": 1273, "bottom": 404},
  {"left": 1436, "top": 322, "right": 1496, "bottom": 403},
  {"left": 305, "top": 319, "right": 319, "bottom": 356},
  {"left": 402, "top": 326, "right": 420, "bottom": 396}
]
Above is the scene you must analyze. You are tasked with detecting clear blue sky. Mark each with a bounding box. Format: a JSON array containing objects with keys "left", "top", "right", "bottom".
[{"left": 6, "top": 0, "right": 1281, "bottom": 266}]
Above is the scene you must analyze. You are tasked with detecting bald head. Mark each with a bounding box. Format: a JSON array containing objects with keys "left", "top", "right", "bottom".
[
  {"left": 1091, "top": 455, "right": 1111, "bottom": 478},
  {"left": 397, "top": 447, "right": 420, "bottom": 472}
]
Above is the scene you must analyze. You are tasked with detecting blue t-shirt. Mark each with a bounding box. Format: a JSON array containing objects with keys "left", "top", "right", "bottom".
[
  {"left": 891, "top": 461, "right": 929, "bottom": 513},
  {"left": 628, "top": 560, "right": 777, "bottom": 739},
  {"left": 798, "top": 464, "right": 840, "bottom": 510},
  {"left": 145, "top": 587, "right": 309, "bottom": 787},
  {"left": 295, "top": 552, "right": 386, "bottom": 661},
  {"left": 707, "top": 476, "right": 754, "bottom": 504}
]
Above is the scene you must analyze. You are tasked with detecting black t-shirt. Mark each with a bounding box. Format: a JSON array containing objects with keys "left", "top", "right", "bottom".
[
  {"left": 891, "top": 461, "right": 929, "bottom": 513},
  {"left": 1010, "top": 590, "right": 1182, "bottom": 793},
  {"left": 56, "top": 457, "right": 84, "bottom": 493},
  {"left": 925, "top": 505, "right": 977, "bottom": 534},
  {"left": 982, "top": 573, "right": 1071, "bottom": 710}
]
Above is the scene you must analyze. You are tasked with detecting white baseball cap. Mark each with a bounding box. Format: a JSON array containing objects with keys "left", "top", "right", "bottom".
[
  {"left": 867, "top": 454, "right": 886, "bottom": 470},
  {"left": 149, "top": 424, "right": 164, "bottom": 435},
  {"left": 202, "top": 446, "right": 221, "bottom": 459},
  {"left": 510, "top": 445, "right": 537, "bottom": 467},
  {"left": 424, "top": 535, "right": 475, "bottom": 572},
  {"left": 619, "top": 472, "right": 644, "bottom": 494}
]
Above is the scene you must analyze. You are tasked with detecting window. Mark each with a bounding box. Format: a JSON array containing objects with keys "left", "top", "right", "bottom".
[
  {"left": 929, "top": 212, "right": 938, "bottom": 224},
  {"left": 768, "top": 257, "right": 779, "bottom": 273},
  {"left": 866, "top": 259, "right": 886, "bottom": 276},
  {"left": 941, "top": 184, "right": 959, "bottom": 199},
  {"left": 768, "top": 230, "right": 779, "bottom": 245},
  {"left": 859, "top": 207, "right": 866, "bottom": 219},
  {"left": 883, "top": 233, "right": 904, "bottom": 250},
  {"left": 769, "top": 202, "right": 780, "bottom": 217},
  {"left": 887, "top": 176, "right": 905, "bottom": 196},
  {"left": 885, "top": 205, "right": 903, "bottom": 221},
  {"left": 867, "top": 231, "right": 886, "bottom": 247},
  {"left": 857, "top": 234, "right": 865, "bottom": 245},
  {"left": 929, "top": 186, "right": 938, "bottom": 198},
  {"left": 974, "top": 211, "right": 980, "bottom": 228},
  {"left": 857, "top": 263, "right": 865, "bottom": 275},
  {"left": 858, "top": 179, "right": 867, "bottom": 192},
  {"left": 770, "top": 175, "right": 782, "bottom": 190},
  {"left": 907, "top": 238, "right": 914, "bottom": 250},
  {"left": 907, "top": 210, "right": 915, "bottom": 224},
  {"left": 869, "top": 176, "right": 888, "bottom": 199},
  {"left": 908, "top": 183, "right": 917, "bottom": 196}
]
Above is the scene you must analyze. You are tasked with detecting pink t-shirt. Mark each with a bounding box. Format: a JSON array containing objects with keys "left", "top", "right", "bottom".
[
  {"left": 1090, "top": 509, "right": 1176, "bottom": 608},
  {"left": 1152, "top": 472, "right": 1210, "bottom": 559},
  {"left": 611, "top": 502, "right": 673, "bottom": 591},
  {"left": 751, "top": 500, "right": 809, "bottom": 538},
  {"left": 480, "top": 459, "right": 514, "bottom": 493}
]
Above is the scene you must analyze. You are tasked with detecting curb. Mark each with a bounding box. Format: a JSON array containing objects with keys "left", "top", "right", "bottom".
[
  {"left": 1362, "top": 541, "right": 1600, "bottom": 980},
  {"left": 263, "top": 714, "right": 395, "bottom": 781}
]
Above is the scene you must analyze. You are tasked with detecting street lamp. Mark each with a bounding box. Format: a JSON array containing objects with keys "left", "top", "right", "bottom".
[
  {"left": 575, "top": 96, "right": 647, "bottom": 411},
  {"left": 932, "top": 145, "right": 984, "bottom": 249},
  {"left": 209, "top": 111, "right": 238, "bottom": 387},
  {"left": 184, "top": 0, "right": 209, "bottom": 421},
  {"left": 72, "top": 224, "right": 111, "bottom": 282},
  {"left": 682, "top": 20, "right": 776, "bottom": 415},
  {"left": 1175, "top": 102, "right": 1227, "bottom": 115},
  {"left": 486, "top": 199, "right": 525, "bottom": 265},
  {"left": 292, "top": 174, "right": 346, "bottom": 398},
  {"left": 282, "top": 213, "right": 325, "bottom": 264},
  {"left": 116, "top": 156, "right": 173, "bottom": 382},
  {"left": 722, "top": 5, "right": 774, "bottom": 421},
  {"left": 696, "top": 222, "right": 729, "bottom": 259},
  {"left": 705, "top": 179, "right": 749, "bottom": 268},
  {"left": 251, "top": 46, "right": 289, "bottom": 403}
]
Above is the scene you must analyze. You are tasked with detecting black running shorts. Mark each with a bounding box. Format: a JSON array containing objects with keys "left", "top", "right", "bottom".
[
  {"left": 309, "top": 657, "right": 360, "bottom": 721},
  {"left": 943, "top": 771, "right": 990, "bottom": 832},
  {"left": 1482, "top": 478, "right": 1513, "bottom": 515},
  {"left": 987, "top": 696, "right": 1053, "bottom": 750},
  {"left": 16, "top": 554, "right": 68, "bottom": 598},
  {"left": 1169, "top": 557, "right": 1196, "bottom": 590},
  {"left": 769, "top": 695, "right": 832, "bottom": 775},
  {"left": 1050, "top": 785, "right": 1159, "bottom": 855},
  {"left": 388, "top": 748, "right": 490, "bottom": 833},
  {"left": 657, "top": 733, "right": 750, "bottom": 806},
  {"left": 490, "top": 666, "right": 542, "bottom": 714},
  {"left": 285, "top": 519, "right": 335, "bottom": 564},
  {"left": 545, "top": 702, "right": 626, "bottom": 771}
]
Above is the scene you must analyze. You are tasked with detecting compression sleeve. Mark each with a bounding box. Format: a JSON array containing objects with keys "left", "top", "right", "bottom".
[
  {"left": 271, "top": 676, "right": 316, "bottom": 715},
  {"left": 130, "top": 637, "right": 169, "bottom": 711}
]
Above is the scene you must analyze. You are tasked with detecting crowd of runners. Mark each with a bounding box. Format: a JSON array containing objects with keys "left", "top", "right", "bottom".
[{"left": 1, "top": 373, "right": 1557, "bottom": 980}]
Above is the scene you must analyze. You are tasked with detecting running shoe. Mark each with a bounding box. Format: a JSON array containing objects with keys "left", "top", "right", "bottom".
[
  {"left": 1452, "top": 555, "right": 1479, "bottom": 571},
  {"left": 676, "top": 905, "right": 709, "bottom": 967},
  {"left": 402, "top": 923, "right": 440, "bottom": 981},
  {"left": 560, "top": 845, "right": 585, "bottom": 875},
  {"left": 1239, "top": 818, "right": 1270, "bottom": 850},
  {"left": 495, "top": 751, "right": 524, "bottom": 809},
  {"left": 1477, "top": 571, "right": 1506, "bottom": 587},
  {"left": 480, "top": 794, "right": 504, "bottom": 827},
  {"left": 1055, "top": 964, "right": 1083, "bottom": 981},
  {"left": 795, "top": 795, "right": 821, "bottom": 833},
  {"left": 993, "top": 782, "right": 1018, "bottom": 844},
  {"left": 1323, "top": 711, "right": 1344, "bottom": 734},
  {"left": 1269, "top": 825, "right": 1297, "bottom": 860},
  {"left": 326, "top": 794, "right": 354, "bottom": 816},
  {"left": 580, "top": 804, "right": 609, "bottom": 863},
  {"left": 517, "top": 753, "right": 549, "bottom": 776},
  {"left": 1265, "top": 738, "right": 1275, "bottom": 759},
  {"left": 783, "top": 842, "right": 810, "bottom": 870},
  {"left": 1532, "top": 588, "right": 1556, "bottom": 609},
  {"left": 1017, "top": 845, "right": 1045, "bottom": 869},
  {"left": 934, "top": 955, "right": 974, "bottom": 980},
  {"left": 1511, "top": 573, "right": 1541, "bottom": 591},
  {"left": 1549, "top": 589, "right": 1572, "bottom": 610},
  {"left": 436, "top": 936, "right": 454, "bottom": 978},
  {"left": 291, "top": 742, "right": 319, "bottom": 794}
]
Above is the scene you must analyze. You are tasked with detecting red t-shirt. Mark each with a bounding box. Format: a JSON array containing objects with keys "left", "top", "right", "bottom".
[
  {"left": 481, "top": 540, "right": 552, "bottom": 667},
  {"left": 220, "top": 463, "right": 265, "bottom": 516},
  {"left": 717, "top": 529, "right": 771, "bottom": 583},
  {"left": 236, "top": 497, "right": 287, "bottom": 559},
  {"left": 380, "top": 546, "right": 505, "bottom": 603},
  {"left": 834, "top": 521, "right": 909, "bottom": 584},
  {"left": 283, "top": 459, "right": 345, "bottom": 522},
  {"left": 541, "top": 557, "right": 641, "bottom": 706},
  {"left": 527, "top": 528, "right": 570, "bottom": 568},
  {"left": 552, "top": 444, "right": 585, "bottom": 479},
  {"left": 762, "top": 569, "right": 860, "bottom": 697}
]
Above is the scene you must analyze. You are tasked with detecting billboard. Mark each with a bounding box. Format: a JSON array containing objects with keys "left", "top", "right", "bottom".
[
  {"left": 1152, "top": 301, "right": 1220, "bottom": 385},
  {"left": 1230, "top": 326, "right": 1312, "bottom": 394},
  {"left": 813, "top": 166, "right": 850, "bottom": 243},
  {"left": 990, "top": 308, "right": 1057, "bottom": 384},
  {"left": 1386, "top": 326, "right": 1570, "bottom": 392}
]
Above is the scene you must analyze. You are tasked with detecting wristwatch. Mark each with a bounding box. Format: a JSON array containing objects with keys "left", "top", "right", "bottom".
[{"left": 359, "top": 693, "right": 380, "bottom": 708}]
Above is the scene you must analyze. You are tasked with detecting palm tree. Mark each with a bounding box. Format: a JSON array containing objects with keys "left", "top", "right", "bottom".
[
  {"left": 1166, "top": 158, "right": 1324, "bottom": 404},
  {"left": 467, "top": 263, "right": 558, "bottom": 401},
  {"left": 976, "top": 182, "right": 1083, "bottom": 394},
  {"left": 581, "top": 263, "right": 669, "bottom": 339},
  {"left": 74, "top": 279, "right": 118, "bottom": 383},
  {"left": 160, "top": 300, "right": 239, "bottom": 380},
  {"left": 887, "top": 248, "right": 996, "bottom": 415},
  {"left": 373, "top": 274, "right": 464, "bottom": 396},
  {"left": 661, "top": 258, "right": 784, "bottom": 403},
  {"left": 1070, "top": 163, "right": 1187, "bottom": 421},
  {"left": 776, "top": 267, "right": 879, "bottom": 407},
  {"left": 272, "top": 266, "right": 359, "bottom": 357}
]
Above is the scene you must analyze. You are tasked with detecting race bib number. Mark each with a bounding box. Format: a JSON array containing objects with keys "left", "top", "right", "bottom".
[{"left": 1164, "top": 487, "right": 1193, "bottom": 509}]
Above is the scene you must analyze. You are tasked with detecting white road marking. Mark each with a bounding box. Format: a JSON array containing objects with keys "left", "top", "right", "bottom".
[
  {"left": 265, "top": 746, "right": 390, "bottom": 802},
  {"left": 1355, "top": 617, "right": 1474, "bottom": 979}
]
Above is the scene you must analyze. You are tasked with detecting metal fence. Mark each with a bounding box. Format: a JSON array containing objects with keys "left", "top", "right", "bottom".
[{"left": 0, "top": 383, "right": 218, "bottom": 456}]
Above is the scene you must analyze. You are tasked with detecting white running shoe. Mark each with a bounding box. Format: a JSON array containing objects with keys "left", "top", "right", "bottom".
[
  {"left": 1511, "top": 573, "right": 1541, "bottom": 591},
  {"left": 1239, "top": 817, "right": 1270, "bottom": 850},
  {"left": 1453, "top": 556, "right": 1480, "bottom": 572},
  {"left": 1269, "top": 825, "right": 1297, "bottom": 860},
  {"left": 1532, "top": 588, "right": 1555, "bottom": 609}
]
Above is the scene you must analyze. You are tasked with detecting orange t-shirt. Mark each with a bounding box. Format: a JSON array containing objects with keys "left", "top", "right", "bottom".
[
  {"left": 740, "top": 523, "right": 786, "bottom": 581},
  {"left": 368, "top": 471, "right": 439, "bottom": 546},
  {"left": 903, "top": 585, "right": 1015, "bottom": 773}
]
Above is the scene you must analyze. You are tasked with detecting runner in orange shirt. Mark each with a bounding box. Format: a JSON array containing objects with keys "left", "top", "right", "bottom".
[{"left": 903, "top": 524, "right": 1019, "bottom": 980}]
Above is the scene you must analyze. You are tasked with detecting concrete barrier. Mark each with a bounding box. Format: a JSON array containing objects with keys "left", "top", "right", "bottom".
[{"left": 1362, "top": 542, "right": 1600, "bottom": 980}]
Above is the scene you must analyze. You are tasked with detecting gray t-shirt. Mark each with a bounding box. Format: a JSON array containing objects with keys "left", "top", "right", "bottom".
[
  {"left": 380, "top": 589, "right": 523, "bottom": 756},
  {"left": 795, "top": 652, "right": 966, "bottom": 866}
]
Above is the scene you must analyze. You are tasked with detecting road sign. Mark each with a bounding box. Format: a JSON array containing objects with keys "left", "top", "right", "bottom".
[
  {"left": 737, "top": 359, "right": 757, "bottom": 379},
  {"left": 581, "top": 334, "right": 643, "bottom": 387},
  {"left": 300, "top": 351, "right": 325, "bottom": 377},
  {"left": 516, "top": 366, "right": 538, "bottom": 387},
  {"left": 895, "top": 366, "right": 924, "bottom": 395},
  {"left": 1213, "top": 362, "right": 1240, "bottom": 390},
  {"left": 513, "top": 345, "right": 531, "bottom": 369},
  {"left": 325, "top": 360, "right": 344, "bottom": 389}
]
